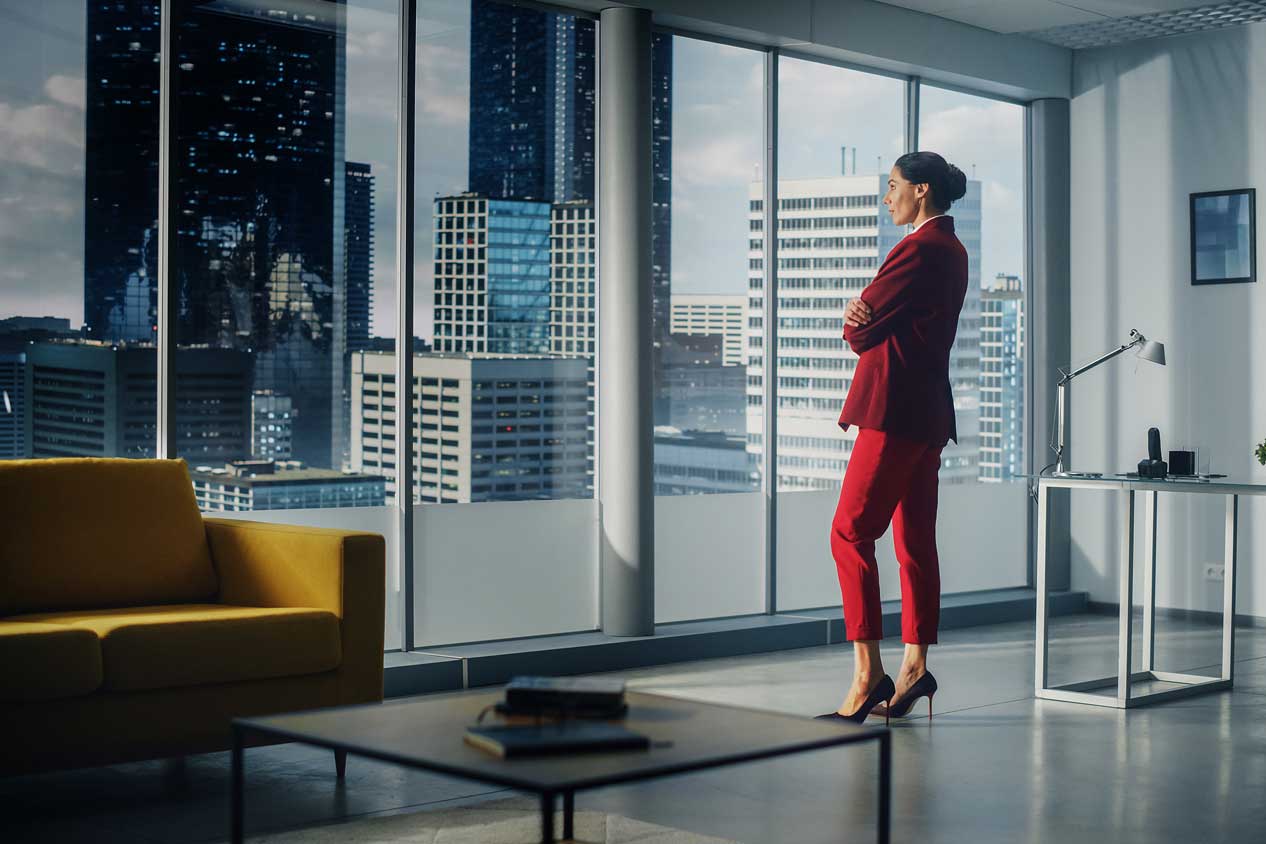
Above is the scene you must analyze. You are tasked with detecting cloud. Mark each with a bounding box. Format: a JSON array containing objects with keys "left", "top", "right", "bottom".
[
  {"left": 417, "top": 41, "right": 468, "bottom": 126},
  {"left": 0, "top": 73, "right": 87, "bottom": 323},
  {"left": 44, "top": 74, "right": 85, "bottom": 110},
  {"left": 0, "top": 100, "right": 84, "bottom": 173},
  {"left": 675, "top": 132, "right": 762, "bottom": 188},
  {"left": 917, "top": 97, "right": 1024, "bottom": 174},
  {"left": 0, "top": 159, "right": 85, "bottom": 325},
  {"left": 776, "top": 57, "right": 908, "bottom": 179}
]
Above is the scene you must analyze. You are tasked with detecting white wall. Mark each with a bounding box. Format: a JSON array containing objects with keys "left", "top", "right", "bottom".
[{"left": 1070, "top": 23, "right": 1266, "bottom": 616}]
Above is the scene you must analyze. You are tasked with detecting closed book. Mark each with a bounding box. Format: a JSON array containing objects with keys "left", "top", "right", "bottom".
[
  {"left": 463, "top": 722, "right": 649, "bottom": 759},
  {"left": 505, "top": 676, "right": 626, "bottom": 712}
]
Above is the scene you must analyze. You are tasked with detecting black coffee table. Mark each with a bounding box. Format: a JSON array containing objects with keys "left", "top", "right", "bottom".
[{"left": 231, "top": 689, "right": 890, "bottom": 843}]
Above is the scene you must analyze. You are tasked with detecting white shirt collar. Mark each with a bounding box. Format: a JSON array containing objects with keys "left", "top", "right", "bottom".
[{"left": 911, "top": 213, "right": 948, "bottom": 234}]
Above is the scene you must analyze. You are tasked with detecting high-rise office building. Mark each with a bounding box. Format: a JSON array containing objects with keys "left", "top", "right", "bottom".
[
  {"left": 746, "top": 175, "right": 982, "bottom": 491},
  {"left": 349, "top": 351, "right": 589, "bottom": 503},
  {"left": 0, "top": 349, "right": 24, "bottom": 460},
  {"left": 0, "top": 318, "right": 78, "bottom": 460},
  {"left": 190, "top": 459, "right": 385, "bottom": 512},
  {"left": 671, "top": 294, "right": 746, "bottom": 367},
  {"left": 251, "top": 390, "right": 294, "bottom": 462},
  {"left": 84, "top": 0, "right": 347, "bottom": 468},
  {"left": 980, "top": 274, "right": 1025, "bottom": 482},
  {"left": 468, "top": 0, "right": 595, "bottom": 204},
  {"left": 24, "top": 343, "right": 251, "bottom": 460},
  {"left": 344, "top": 161, "right": 375, "bottom": 355},
  {"left": 432, "top": 194, "right": 552, "bottom": 355}
]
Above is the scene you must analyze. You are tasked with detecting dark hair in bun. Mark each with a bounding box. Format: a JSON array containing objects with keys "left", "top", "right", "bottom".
[{"left": 894, "top": 151, "right": 968, "bottom": 211}]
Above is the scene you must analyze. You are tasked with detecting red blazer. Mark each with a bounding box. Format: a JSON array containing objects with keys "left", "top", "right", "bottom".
[{"left": 839, "top": 215, "right": 968, "bottom": 446}]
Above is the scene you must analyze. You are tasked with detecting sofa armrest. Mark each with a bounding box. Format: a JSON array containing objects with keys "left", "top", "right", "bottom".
[{"left": 204, "top": 518, "right": 385, "bottom": 703}]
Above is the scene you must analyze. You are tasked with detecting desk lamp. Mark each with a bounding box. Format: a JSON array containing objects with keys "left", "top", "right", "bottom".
[{"left": 1054, "top": 328, "right": 1166, "bottom": 477}]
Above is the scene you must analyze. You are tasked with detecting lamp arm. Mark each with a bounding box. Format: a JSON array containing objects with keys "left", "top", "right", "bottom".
[{"left": 1058, "top": 335, "right": 1144, "bottom": 385}]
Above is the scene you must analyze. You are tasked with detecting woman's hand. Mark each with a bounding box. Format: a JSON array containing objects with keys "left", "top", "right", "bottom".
[{"left": 845, "top": 297, "right": 873, "bottom": 328}]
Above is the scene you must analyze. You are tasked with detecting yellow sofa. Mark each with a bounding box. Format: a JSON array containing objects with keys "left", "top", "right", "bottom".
[{"left": 0, "top": 458, "right": 385, "bottom": 776}]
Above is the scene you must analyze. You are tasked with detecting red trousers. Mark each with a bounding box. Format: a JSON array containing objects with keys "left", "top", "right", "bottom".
[{"left": 831, "top": 428, "right": 943, "bottom": 644}]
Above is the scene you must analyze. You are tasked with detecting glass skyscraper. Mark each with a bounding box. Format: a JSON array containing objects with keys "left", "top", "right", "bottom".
[
  {"left": 83, "top": 0, "right": 348, "bottom": 468},
  {"left": 433, "top": 195, "right": 553, "bottom": 355}
]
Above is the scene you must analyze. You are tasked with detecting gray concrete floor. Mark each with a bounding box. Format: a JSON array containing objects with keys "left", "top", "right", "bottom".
[{"left": 4, "top": 612, "right": 1266, "bottom": 843}]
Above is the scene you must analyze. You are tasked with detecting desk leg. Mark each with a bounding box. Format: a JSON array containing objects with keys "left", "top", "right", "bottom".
[
  {"left": 1222, "top": 495, "right": 1239, "bottom": 681},
  {"left": 1117, "top": 490, "right": 1136, "bottom": 706},
  {"left": 562, "top": 791, "right": 574, "bottom": 840},
  {"left": 1035, "top": 482, "right": 1049, "bottom": 695},
  {"left": 540, "top": 792, "right": 555, "bottom": 843},
  {"left": 231, "top": 728, "right": 244, "bottom": 844},
  {"left": 1141, "top": 491, "right": 1158, "bottom": 671},
  {"left": 877, "top": 731, "right": 891, "bottom": 844}
]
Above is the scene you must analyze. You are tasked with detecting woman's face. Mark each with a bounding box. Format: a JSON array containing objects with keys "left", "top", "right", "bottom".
[{"left": 884, "top": 165, "right": 930, "bottom": 227}]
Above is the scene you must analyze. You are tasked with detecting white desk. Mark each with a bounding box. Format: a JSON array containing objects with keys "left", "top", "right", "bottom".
[{"left": 1033, "top": 473, "right": 1265, "bottom": 708}]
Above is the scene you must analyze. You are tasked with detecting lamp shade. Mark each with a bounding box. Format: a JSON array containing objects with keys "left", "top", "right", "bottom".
[{"left": 1138, "top": 338, "right": 1166, "bottom": 366}]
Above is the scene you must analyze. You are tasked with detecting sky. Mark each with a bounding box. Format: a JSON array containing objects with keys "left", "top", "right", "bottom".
[{"left": 0, "top": 1, "right": 1026, "bottom": 341}]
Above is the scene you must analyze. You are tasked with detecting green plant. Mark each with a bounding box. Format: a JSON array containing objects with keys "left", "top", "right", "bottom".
[{"left": 1257, "top": 439, "right": 1266, "bottom": 466}]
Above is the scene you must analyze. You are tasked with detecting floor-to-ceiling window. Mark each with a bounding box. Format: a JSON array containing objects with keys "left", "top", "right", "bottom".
[
  {"left": 162, "top": 0, "right": 403, "bottom": 648},
  {"left": 0, "top": 3, "right": 159, "bottom": 462},
  {"left": 771, "top": 58, "right": 906, "bottom": 612},
  {"left": 918, "top": 83, "right": 1029, "bottom": 593},
  {"left": 653, "top": 34, "right": 766, "bottom": 623},
  {"left": 406, "top": 0, "right": 599, "bottom": 646}
]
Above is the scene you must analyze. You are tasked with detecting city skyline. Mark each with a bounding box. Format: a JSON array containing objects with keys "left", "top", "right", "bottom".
[{"left": 0, "top": 3, "right": 1026, "bottom": 340}]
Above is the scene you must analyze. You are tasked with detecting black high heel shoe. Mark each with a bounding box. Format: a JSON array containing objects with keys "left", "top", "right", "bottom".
[
  {"left": 816, "top": 675, "right": 895, "bottom": 725},
  {"left": 872, "top": 671, "right": 937, "bottom": 721}
]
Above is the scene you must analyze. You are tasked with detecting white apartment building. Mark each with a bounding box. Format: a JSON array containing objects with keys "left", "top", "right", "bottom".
[
  {"left": 350, "top": 351, "right": 590, "bottom": 503},
  {"left": 670, "top": 293, "right": 746, "bottom": 367},
  {"left": 746, "top": 175, "right": 982, "bottom": 491},
  {"left": 979, "top": 274, "right": 1025, "bottom": 482}
]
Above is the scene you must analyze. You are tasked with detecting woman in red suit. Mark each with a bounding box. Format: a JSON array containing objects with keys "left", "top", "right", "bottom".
[{"left": 817, "top": 152, "right": 969, "bottom": 724}]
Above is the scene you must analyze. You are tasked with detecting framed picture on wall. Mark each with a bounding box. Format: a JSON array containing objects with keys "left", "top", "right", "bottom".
[{"left": 1190, "top": 188, "right": 1256, "bottom": 285}]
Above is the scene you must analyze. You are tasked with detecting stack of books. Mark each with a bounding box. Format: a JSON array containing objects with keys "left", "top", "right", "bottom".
[{"left": 464, "top": 676, "right": 648, "bottom": 759}]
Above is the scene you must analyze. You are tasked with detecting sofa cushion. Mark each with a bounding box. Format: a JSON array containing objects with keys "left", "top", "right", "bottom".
[
  {"left": 0, "top": 621, "right": 103, "bottom": 702},
  {"left": 0, "top": 458, "right": 218, "bottom": 614},
  {"left": 11, "top": 605, "right": 341, "bottom": 692}
]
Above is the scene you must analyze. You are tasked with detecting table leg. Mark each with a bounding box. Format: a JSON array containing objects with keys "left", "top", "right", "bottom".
[
  {"left": 563, "top": 791, "right": 574, "bottom": 840},
  {"left": 1117, "top": 490, "right": 1136, "bottom": 706},
  {"left": 877, "top": 731, "right": 891, "bottom": 844},
  {"left": 1141, "top": 490, "right": 1158, "bottom": 671},
  {"left": 1222, "top": 495, "right": 1239, "bottom": 681},
  {"left": 231, "top": 728, "right": 244, "bottom": 844},
  {"left": 541, "top": 792, "right": 555, "bottom": 843},
  {"left": 1035, "top": 481, "right": 1049, "bottom": 695}
]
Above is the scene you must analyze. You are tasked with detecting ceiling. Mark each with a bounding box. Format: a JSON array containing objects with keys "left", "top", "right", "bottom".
[{"left": 872, "top": 0, "right": 1266, "bottom": 47}]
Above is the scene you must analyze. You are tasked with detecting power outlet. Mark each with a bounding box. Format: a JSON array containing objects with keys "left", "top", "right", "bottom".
[{"left": 1204, "top": 564, "right": 1225, "bottom": 582}]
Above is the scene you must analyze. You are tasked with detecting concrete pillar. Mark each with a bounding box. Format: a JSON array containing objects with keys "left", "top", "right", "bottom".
[
  {"left": 598, "top": 6, "right": 655, "bottom": 636},
  {"left": 1029, "top": 97, "right": 1072, "bottom": 591}
]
